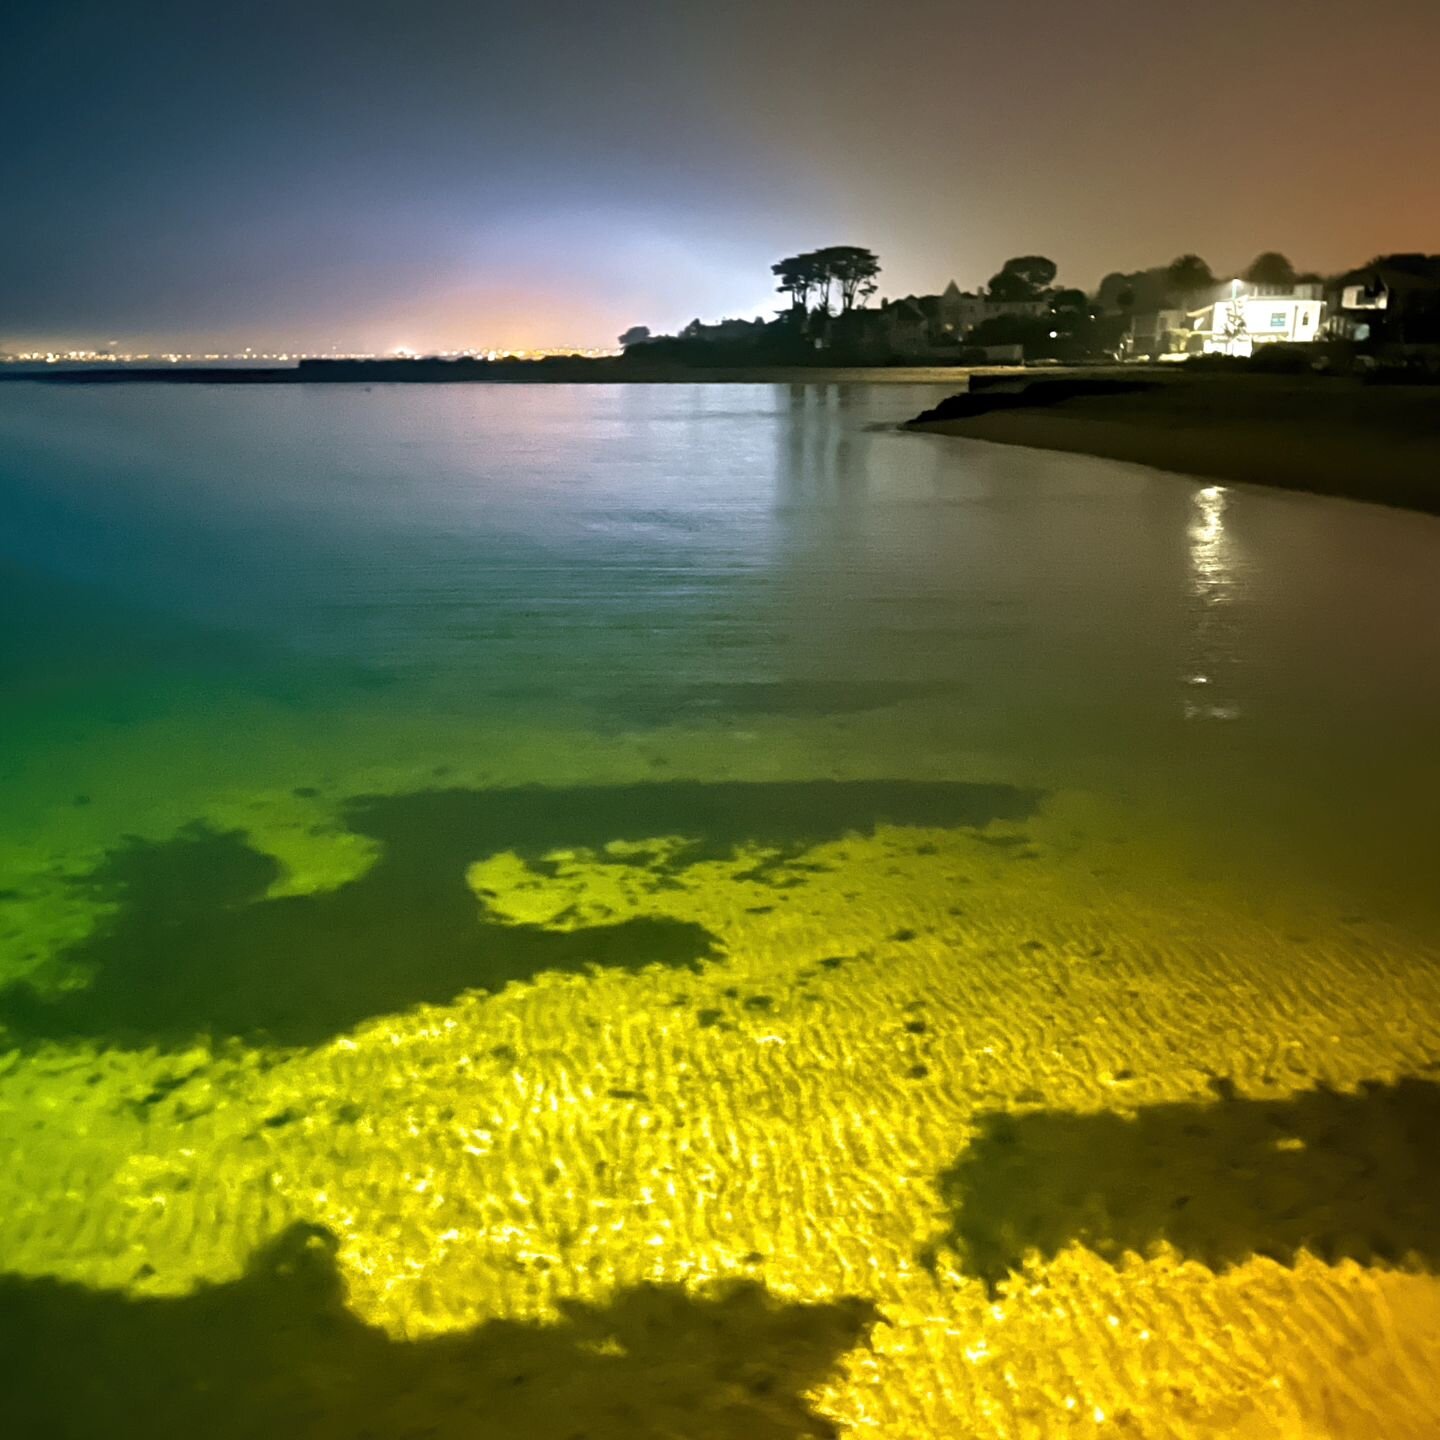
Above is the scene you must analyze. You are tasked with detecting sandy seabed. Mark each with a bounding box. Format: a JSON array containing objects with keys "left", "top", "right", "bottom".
[{"left": 2, "top": 702, "right": 1439, "bottom": 1438}]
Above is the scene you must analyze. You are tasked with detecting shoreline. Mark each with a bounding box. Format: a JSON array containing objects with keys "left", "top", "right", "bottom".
[
  {"left": 0, "top": 361, "right": 1023, "bottom": 386},
  {"left": 13, "top": 359, "right": 1439, "bottom": 517},
  {"left": 907, "top": 375, "right": 1440, "bottom": 516}
]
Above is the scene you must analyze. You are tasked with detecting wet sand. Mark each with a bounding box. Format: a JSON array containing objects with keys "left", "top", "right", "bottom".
[{"left": 909, "top": 375, "right": 1440, "bottom": 515}]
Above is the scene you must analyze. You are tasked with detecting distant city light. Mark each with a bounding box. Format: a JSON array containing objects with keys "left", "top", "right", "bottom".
[{"left": 1, "top": 345, "right": 623, "bottom": 366}]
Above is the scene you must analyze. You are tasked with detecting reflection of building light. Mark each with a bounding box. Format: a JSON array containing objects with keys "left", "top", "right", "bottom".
[
  {"left": 1193, "top": 485, "right": 1225, "bottom": 545},
  {"left": 1184, "top": 483, "right": 1238, "bottom": 721}
]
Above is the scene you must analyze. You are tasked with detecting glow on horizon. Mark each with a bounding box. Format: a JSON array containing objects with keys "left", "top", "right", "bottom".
[{"left": 1, "top": 345, "right": 625, "bottom": 365}]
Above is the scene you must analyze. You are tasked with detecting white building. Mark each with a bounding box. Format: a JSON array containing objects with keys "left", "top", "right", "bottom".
[
  {"left": 932, "top": 281, "right": 1050, "bottom": 338},
  {"left": 1186, "top": 282, "right": 1325, "bottom": 357}
]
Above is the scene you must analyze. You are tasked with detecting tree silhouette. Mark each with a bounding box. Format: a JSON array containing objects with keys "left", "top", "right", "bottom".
[
  {"left": 987, "top": 256, "right": 1057, "bottom": 301},
  {"left": 1165, "top": 254, "right": 1216, "bottom": 303},
  {"left": 1224, "top": 290, "right": 1248, "bottom": 344},
  {"left": 618, "top": 325, "right": 651, "bottom": 348},
  {"left": 809, "top": 254, "right": 835, "bottom": 317},
  {"left": 771, "top": 255, "right": 817, "bottom": 313},
  {"left": 814, "top": 246, "right": 881, "bottom": 312},
  {"left": 773, "top": 247, "right": 881, "bottom": 318},
  {"left": 1244, "top": 252, "right": 1298, "bottom": 287}
]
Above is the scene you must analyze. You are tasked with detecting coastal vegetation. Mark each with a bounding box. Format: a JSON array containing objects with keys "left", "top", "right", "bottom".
[
  {"left": 10, "top": 246, "right": 1437, "bottom": 386},
  {"left": 620, "top": 246, "right": 1440, "bottom": 372}
]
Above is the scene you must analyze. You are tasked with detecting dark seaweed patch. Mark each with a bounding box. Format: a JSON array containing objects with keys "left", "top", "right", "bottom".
[
  {"left": 0, "top": 779, "right": 1037, "bottom": 1050},
  {"left": 0, "top": 1223, "right": 875, "bottom": 1439},
  {"left": 603, "top": 679, "right": 960, "bottom": 727},
  {"left": 131, "top": 1073, "right": 193, "bottom": 1113},
  {"left": 926, "top": 1078, "right": 1440, "bottom": 1293}
]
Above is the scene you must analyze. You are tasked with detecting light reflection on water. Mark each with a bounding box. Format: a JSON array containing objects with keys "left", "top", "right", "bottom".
[
  {"left": 1183, "top": 483, "right": 1240, "bottom": 721},
  {"left": 2, "top": 380, "right": 1440, "bottom": 916}
]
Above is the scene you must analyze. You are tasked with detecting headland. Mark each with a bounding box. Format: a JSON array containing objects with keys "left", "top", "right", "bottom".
[{"left": 907, "top": 373, "right": 1440, "bottom": 515}]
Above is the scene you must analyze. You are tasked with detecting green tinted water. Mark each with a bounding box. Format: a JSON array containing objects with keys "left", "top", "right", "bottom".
[{"left": 2, "top": 381, "right": 1439, "bottom": 1436}]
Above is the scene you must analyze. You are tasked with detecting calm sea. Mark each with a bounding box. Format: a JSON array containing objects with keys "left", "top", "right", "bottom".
[{"left": 2, "top": 381, "right": 1439, "bottom": 1436}]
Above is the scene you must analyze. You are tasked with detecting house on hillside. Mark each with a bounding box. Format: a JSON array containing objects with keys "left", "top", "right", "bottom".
[
  {"left": 1124, "top": 309, "right": 1191, "bottom": 359},
  {"left": 830, "top": 278, "right": 1056, "bottom": 358},
  {"left": 1325, "top": 259, "right": 1440, "bottom": 345},
  {"left": 678, "top": 316, "right": 769, "bottom": 343},
  {"left": 1186, "top": 282, "right": 1324, "bottom": 356},
  {"left": 821, "top": 299, "right": 927, "bottom": 358},
  {"left": 1128, "top": 280, "right": 1324, "bottom": 358},
  {"left": 833, "top": 298, "right": 930, "bottom": 355},
  {"left": 933, "top": 280, "right": 1049, "bottom": 338},
  {"left": 868, "top": 282, "right": 1048, "bottom": 348},
  {"left": 881, "top": 298, "right": 931, "bottom": 351}
]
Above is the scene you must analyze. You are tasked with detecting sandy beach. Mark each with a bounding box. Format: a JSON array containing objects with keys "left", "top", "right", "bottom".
[{"left": 909, "top": 375, "right": 1440, "bottom": 515}]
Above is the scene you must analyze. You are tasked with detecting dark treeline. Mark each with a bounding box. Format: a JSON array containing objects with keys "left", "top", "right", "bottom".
[{"left": 622, "top": 246, "right": 1440, "bottom": 369}]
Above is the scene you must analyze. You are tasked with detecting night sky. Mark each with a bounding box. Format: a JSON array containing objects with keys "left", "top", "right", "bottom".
[{"left": 4, "top": 0, "right": 1438, "bottom": 353}]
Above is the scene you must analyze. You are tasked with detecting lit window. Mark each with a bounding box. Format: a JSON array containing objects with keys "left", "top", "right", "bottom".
[{"left": 1270, "top": 312, "right": 1287, "bottom": 328}]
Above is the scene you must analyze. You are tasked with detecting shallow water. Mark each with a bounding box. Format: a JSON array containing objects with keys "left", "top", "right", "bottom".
[{"left": 2, "top": 381, "right": 1439, "bottom": 1436}]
